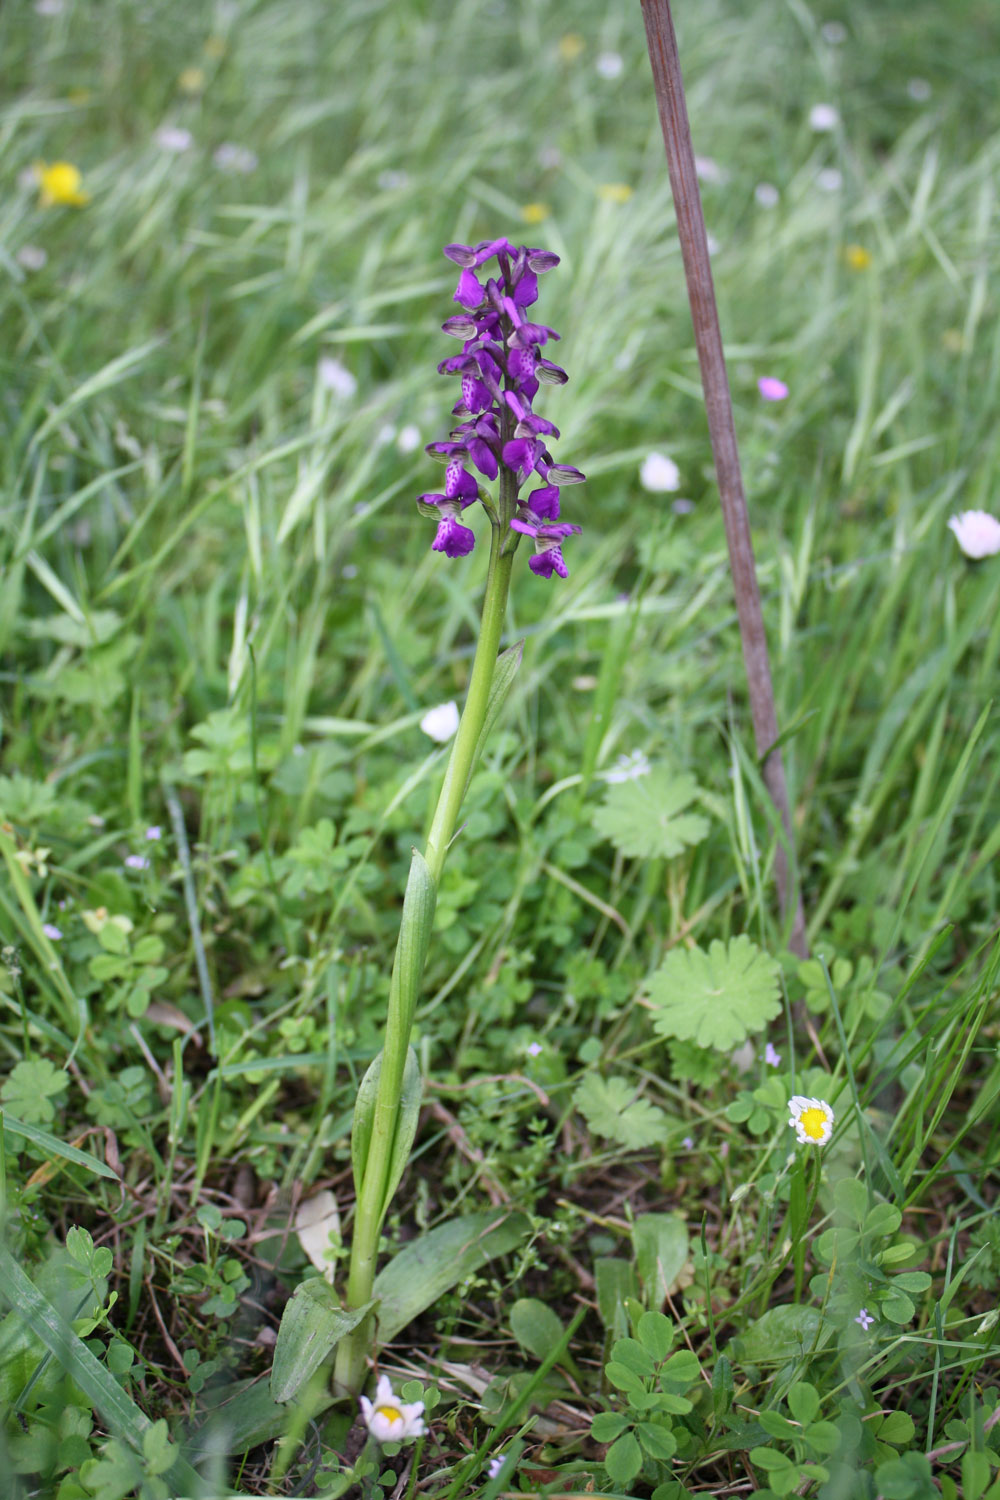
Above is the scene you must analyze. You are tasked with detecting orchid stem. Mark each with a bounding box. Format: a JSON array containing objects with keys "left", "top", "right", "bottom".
[{"left": 334, "top": 520, "right": 514, "bottom": 1397}]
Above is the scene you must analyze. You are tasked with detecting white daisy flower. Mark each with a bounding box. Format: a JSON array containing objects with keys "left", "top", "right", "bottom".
[
  {"left": 639, "top": 451, "right": 680, "bottom": 492},
  {"left": 809, "top": 103, "right": 840, "bottom": 132},
  {"left": 359, "top": 1375, "right": 425, "bottom": 1443},
  {"left": 816, "top": 167, "right": 843, "bottom": 193},
  {"left": 317, "top": 356, "right": 357, "bottom": 399},
  {"left": 16, "top": 244, "right": 48, "bottom": 271},
  {"left": 788, "top": 1095, "right": 834, "bottom": 1146},
  {"left": 948, "top": 510, "right": 1000, "bottom": 559},
  {"left": 595, "top": 50, "right": 624, "bottom": 79},
  {"left": 419, "top": 701, "right": 460, "bottom": 742},
  {"left": 213, "top": 142, "right": 258, "bottom": 174},
  {"left": 155, "top": 125, "right": 194, "bottom": 153}
]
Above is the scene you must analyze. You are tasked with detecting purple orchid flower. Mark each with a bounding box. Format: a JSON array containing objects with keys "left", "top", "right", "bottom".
[{"left": 418, "top": 237, "right": 584, "bottom": 575}]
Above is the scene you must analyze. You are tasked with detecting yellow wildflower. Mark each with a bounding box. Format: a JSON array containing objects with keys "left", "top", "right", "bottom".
[
  {"left": 521, "top": 202, "right": 550, "bottom": 225},
  {"left": 558, "top": 33, "right": 585, "bottom": 61},
  {"left": 178, "top": 66, "right": 206, "bottom": 94},
  {"left": 598, "top": 182, "right": 633, "bottom": 204},
  {"left": 35, "top": 161, "right": 89, "bottom": 207},
  {"left": 845, "top": 244, "right": 872, "bottom": 270}
]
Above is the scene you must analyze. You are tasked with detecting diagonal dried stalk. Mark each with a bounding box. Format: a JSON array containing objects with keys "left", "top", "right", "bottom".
[{"left": 640, "top": 0, "right": 808, "bottom": 958}]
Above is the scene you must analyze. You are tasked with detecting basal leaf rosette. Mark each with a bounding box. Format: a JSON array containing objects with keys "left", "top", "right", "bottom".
[
  {"left": 646, "top": 935, "right": 781, "bottom": 1052},
  {"left": 592, "top": 767, "right": 710, "bottom": 860}
]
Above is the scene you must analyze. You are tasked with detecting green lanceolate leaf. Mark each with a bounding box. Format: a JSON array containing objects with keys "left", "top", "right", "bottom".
[
  {"left": 372, "top": 1209, "right": 531, "bottom": 1344},
  {"left": 646, "top": 935, "right": 781, "bottom": 1051},
  {"left": 633, "top": 1213, "right": 689, "bottom": 1306},
  {"left": 270, "top": 1279, "right": 374, "bottom": 1402},
  {"left": 465, "top": 639, "right": 523, "bottom": 797},
  {"left": 350, "top": 1044, "right": 422, "bottom": 1221},
  {"left": 391, "top": 846, "right": 437, "bottom": 1034},
  {"left": 1, "top": 1112, "right": 118, "bottom": 1181},
  {"left": 510, "top": 1297, "right": 567, "bottom": 1364}
]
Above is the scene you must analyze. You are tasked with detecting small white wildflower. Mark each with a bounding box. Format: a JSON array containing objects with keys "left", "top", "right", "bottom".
[
  {"left": 764, "top": 1042, "right": 782, "bottom": 1067},
  {"left": 317, "top": 356, "right": 357, "bottom": 399},
  {"left": 595, "top": 50, "right": 624, "bottom": 79},
  {"left": 820, "top": 21, "right": 847, "bottom": 44},
  {"left": 855, "top": 1307, "right": 875, "bottom": 1330},
  {"left": 155, "top": 125, "right": 194, "bottom": 153},
  {"left": 948, "top": 511, "right": 1000, "bottom": 559},
  {"left": 639, "top": 451, "right": 680, "bottom": 492},
  {"left": 605, "top": 750, "right": 651, "bottom": 784},
  {"left": 907, "top": 78, "right": 932, "bottom": 102},
  {"left": 754, "top": 181, "right": 780, "bottom": 208},
  {"left": 16, "top": 244, "right": 48, "bottom": 271},
  {"left": 213, "top": 142, "right": 258, "bottom": 174},
  {"left": 788, "top": 1095, "right": 835, "bottom": 1146},
  {"left": 396, "top": 423, "right": 421, "bottom": 454},
  {"left": 419, "top": 701, "right": 460, "bottom": 743},
  {"left": 487, "top": 1454, "right": 507, "bottom": 1479},
  {"left": 359, "top": 1375, "right": 425, "bottom": 1443},
  {"left": 816, "top": 167, "right": 843, "bottom": 193},
  {"left": 809, "top": 103, "right": 840, "bottom": 132},
  {"left": 526, "top": 1041, "right": 543, "bottom": 1058}
]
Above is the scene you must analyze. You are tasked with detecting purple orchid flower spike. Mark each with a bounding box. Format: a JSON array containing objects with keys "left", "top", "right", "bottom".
[{"left": 417, "top": 236, "right": 584, "bottom": 578}]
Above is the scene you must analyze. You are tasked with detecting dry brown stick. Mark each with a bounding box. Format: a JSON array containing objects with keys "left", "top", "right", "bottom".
[{"left": 640, "top": 0, "right": 808, "bottom": 958}]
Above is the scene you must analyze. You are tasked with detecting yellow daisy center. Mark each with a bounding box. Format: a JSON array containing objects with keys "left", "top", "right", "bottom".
[
  {"left": 799, "top": 1107, "right": 829, "bottom": 1141},
  {"left": 375, "top": 1404, "right": 404, "bottom": 1426}
]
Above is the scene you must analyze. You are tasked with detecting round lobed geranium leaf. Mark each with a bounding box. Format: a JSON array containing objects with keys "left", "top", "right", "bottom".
[{"left": 647, "top": 936, "right": 781, "bottom": 1052}]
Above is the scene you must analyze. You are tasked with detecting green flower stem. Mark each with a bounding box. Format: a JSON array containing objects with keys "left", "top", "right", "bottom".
[{"left": 334, "top": 518, "right": 515, "bottom": 1397}]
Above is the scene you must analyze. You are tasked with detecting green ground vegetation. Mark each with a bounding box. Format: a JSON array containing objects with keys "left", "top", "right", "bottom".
[{"left": 1, "top": 0, "right": 1000, "bottom": 1495}]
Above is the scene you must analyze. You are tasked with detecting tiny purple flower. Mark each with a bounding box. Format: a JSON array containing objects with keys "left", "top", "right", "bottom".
[
  {"left": 758, "top": 375, "right": 789, "bottom": 401},
  {"left": 420, "top": 237, "right": 584, "bottom": 577},
  {"left": 42, "top": 922, "right": 63, "bottom": 941},
  {"left": 764, "top": 1042, "right": 781, "bottom": 1067},
  {"left": 855, "top": 1307, "right": 875, "bottom": 1331},
  {"left": 526, "top": 1041, "right": 543, "bottom": 1057},
  {"left": 145, "top": 825, "right": 162, "bottom": 841},
  {"left": 682, "top": 1136, "right": 694, "bottom": 1150},
  {"left": 124, "top": 854, "right": 150, "bottom": 871}
]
